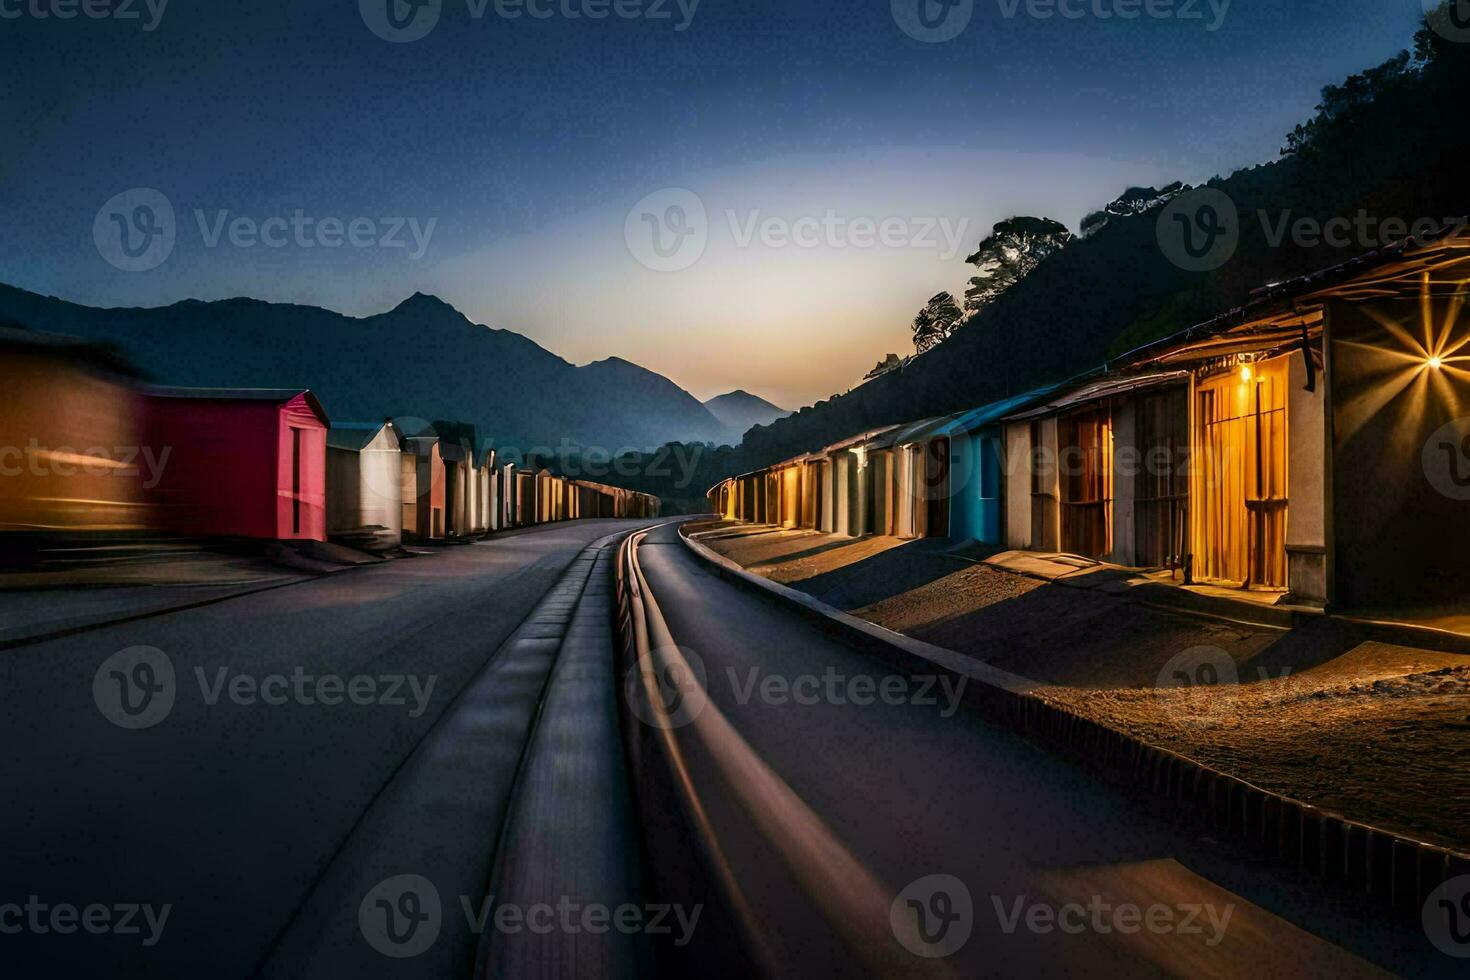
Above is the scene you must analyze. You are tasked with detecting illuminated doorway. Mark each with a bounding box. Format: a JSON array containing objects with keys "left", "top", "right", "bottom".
[{"left": 1193, "top": 358, "right": 1288, "bottom": 589}]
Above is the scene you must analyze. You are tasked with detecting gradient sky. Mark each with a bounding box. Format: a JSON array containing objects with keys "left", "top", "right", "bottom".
[{"left": 0, "top": 0, "right": 1429, "bottom": 407}]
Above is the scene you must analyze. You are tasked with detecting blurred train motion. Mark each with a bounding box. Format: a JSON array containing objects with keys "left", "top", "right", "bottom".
[
  {"left": 0, "top": 319, "right": 659, "bottom": 559},
  {"left": 0, "top": 321, "right": 149, "bottom": 535}
]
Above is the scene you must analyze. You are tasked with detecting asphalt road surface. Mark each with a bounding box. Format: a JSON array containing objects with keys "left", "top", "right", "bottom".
[
  {"left": 0, "top": 519, "right": 654, "bottom": 977},
  {"left": 3, "top": 516, "right": 1456, "bottom": 978},
  {"left": 628, "top": 521, "right": 1455, "bottom": 978}
]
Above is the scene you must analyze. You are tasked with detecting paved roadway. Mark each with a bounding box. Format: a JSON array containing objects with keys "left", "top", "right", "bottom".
[
  {"left": 3, "top": 516, "right": 1456, "bottom": 977},
  {"left": 629, "top": 521, "right": 1456, "bottom": 978},
  {"left": 0, "top": 519, "right": 653, "bottom": 977}
]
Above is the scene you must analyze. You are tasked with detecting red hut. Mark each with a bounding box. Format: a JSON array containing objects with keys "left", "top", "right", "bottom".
[{"left": 143, "top": 387, "right": 329, "bottom": 541}]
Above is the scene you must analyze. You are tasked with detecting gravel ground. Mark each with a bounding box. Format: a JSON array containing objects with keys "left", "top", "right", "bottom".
[{"left": 692, "top": 522, "right": 1470, "bottom": 853}]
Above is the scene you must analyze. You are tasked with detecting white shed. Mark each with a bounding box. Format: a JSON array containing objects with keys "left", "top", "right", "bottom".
[{"left": 326, "top": 420, "right": 404, "bottom": 550}]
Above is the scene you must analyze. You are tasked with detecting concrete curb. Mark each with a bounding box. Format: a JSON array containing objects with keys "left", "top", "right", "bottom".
[
  {"left": 679, "top": 527, "right": 1470, "bottom": 919},
  {"left": 254, "top": 528, "right": 651, "bottom": 977},
  {"left": 478, "top": 530, "right": 653, "bottom": 977}
]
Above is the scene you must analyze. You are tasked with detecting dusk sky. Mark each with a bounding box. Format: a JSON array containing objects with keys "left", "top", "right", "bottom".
[{"left": 0, "top": 0, "right": 1426, "bottom": 407}]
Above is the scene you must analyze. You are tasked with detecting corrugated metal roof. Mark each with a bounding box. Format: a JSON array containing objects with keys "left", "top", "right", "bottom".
[
  {"left": 860, "top": 416, "right": 950, "bottom": 451},
  {"left": 1002, "top": 371, "right": 1189, "bottom": 422},
  {"left": 818, "top": 424, "right": 902, "bottom": 456},
  {"left": 143, "top": 385, "right": 328, "bottom": 423},
  {"left": 1112, "top": 222, "right": 1470, "bottom": 369},
  {"left": 327, "top": 421, "right": 399, "bottom": 452},
  {"left": 144, "top": 385, "right": 306, "bottom": 401},
  {"left": 930, "top": 384, "right": 1067, "bottom": 437}
]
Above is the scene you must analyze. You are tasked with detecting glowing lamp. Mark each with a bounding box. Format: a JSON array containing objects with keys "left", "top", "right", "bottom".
[
  {"left": 1239, "top": 365, "right": 1254, "bottom": 383},
  {"left": 1428, "top": 355, "right": 1443, "bottom": 370}
]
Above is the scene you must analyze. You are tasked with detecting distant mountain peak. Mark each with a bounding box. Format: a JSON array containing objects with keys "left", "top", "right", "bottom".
[
  {"left": 389, "top": 291, "right": 458, "bottom": 317},
  {"left": 704, "top": 389, "right": 786, "bottom": 411},
  {"left": 703, "top": 389, "right": 790, "bottom": 441},
  {"left": 0, "top": 280, "right": 732, "bottom": 452}
]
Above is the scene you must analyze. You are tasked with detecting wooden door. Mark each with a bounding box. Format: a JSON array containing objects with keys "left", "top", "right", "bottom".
[
  {"left": 923, "top": 437, "right": 950, "bottom": 538},
  {"left": 1059, "top": 407, "right": 1113, "bottom": 559},
  {"left": 1135, "top": 387, "right": 1189, "bottom": 568},
  {"left": 1193, "top": 360, "right": 1288, "bottom": 588},
  {"left": 1028, "top": 420, "right": 1058, "bottom": 552}
]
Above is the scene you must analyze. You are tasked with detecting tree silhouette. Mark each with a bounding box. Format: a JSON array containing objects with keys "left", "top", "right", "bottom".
[
  {"left": 912, "top": 292, "right": 963, "bottom": 353},
  {"left": 864, "top": 353, "right": 904, "bottom": 381},
  {"left": 1081, "top": 184, "right": 1184, "bottom": 238},
  {"left": 964, "top": 217, "right": 1074, "bottom": 314}
]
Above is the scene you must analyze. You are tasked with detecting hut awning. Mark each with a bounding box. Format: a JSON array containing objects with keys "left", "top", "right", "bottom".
[
  {"left": 860, "top": 416, "right": 950, "bottom": 451},
  {"left": 1001, "top": 371, "right": 1189, "bottom": 422},
  {"left": 327, "top": 421, "right": 401, "bottom": 452},
  {"left": 928, "top": 384, "right": 1066, "bottom": 438}
]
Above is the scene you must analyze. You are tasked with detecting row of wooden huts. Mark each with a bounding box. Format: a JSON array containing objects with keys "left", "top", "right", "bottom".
[
  {"left": 710, "top": 229, "right": 1470, "bottom": 612},
  {"left": 0, "top": 324, "right": 660, "bottom": 551},
  {"left": 326, "top": 418, "right": 658, "bottom": 549}
]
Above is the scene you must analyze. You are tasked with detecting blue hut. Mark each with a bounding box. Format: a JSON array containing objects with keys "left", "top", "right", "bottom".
[{"left": 933, "top": 385, "right": 1061, "bottom": 545}]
